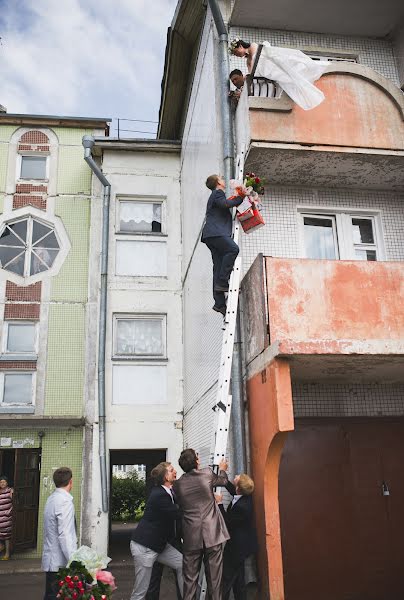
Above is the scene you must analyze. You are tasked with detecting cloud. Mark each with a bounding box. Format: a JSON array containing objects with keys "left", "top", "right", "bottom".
[{"left": 0, "top": 0, "right": 177, "bottom": 135}]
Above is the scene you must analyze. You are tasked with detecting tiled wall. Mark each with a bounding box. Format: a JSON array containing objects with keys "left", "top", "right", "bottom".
[
  {"left": 240, "top": 186, "right": 404, "bottom": 272},
  {"left": 229, "top": 26, "right": 400, "bottom": 85},
  {"left": 293, "top": 383, "right": 404, "bottom": 417},
  {"left": 0, "top": 427, "right": 83, "bottom": 559}
]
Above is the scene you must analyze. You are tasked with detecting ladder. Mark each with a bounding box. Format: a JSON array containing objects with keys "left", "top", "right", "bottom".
[{"left": 199, "top": 152, "right": 245, "bottom": 600}]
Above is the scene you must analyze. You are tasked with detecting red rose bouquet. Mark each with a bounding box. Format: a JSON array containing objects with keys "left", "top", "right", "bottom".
[
  {"left": 244, "top": 172, "right": 267, "bottom": 195},
  {"left": 56, "top": 546, "right": 116, "bottom": 600}
]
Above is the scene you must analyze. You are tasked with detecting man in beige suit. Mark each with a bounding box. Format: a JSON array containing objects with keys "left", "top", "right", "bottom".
[{"left": 173, "top": 448, "right": 230, "bottom": 600}]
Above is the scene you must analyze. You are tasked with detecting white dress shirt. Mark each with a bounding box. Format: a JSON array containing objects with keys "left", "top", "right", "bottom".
[
  {"left": 161, "top": 484, "right": 174, "bottom": 503},
  {"left": 231, "top": 494, "right": 242, "bottom": 507},
  {"left": 41, "top": 488, "right": 77, "bottom": 572}
]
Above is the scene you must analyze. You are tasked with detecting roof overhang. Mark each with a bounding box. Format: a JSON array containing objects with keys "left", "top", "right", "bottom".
[
  {"left": 230, "top": 0, "right": 404, "bottom": 37},
  {"left": 92, "top": 138, "right": 181, "bottom": 157},
  {"left": 0, "top": 113, "right": 111, "bottom": 132},
  {"left": 158, "top": 0, "right": 206, "bottom": 140}
]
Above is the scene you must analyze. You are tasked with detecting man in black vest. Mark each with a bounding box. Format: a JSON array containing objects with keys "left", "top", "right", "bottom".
[
  {"left": 129, "top": 462, "right": 183, "bottom": 600},
  {"left": 201, "top": 175, "right": 244, "bottom": 316}
]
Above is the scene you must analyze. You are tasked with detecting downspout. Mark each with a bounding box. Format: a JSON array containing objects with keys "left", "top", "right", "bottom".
[
  {"left": 208, "top": 0, "right": 234, "bottom": 192},
  {"left": 82, "top": 135, "right": 110, "bottom": 512},
  {"left": 208, "top": 0, "right": 246, "bottom": 473}
]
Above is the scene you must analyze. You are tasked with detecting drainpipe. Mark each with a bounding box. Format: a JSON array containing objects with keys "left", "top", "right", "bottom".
[
  {"left": 208, "top": 0, "right": 246, "bottom": 473},
  {"left": 208, "top": 0, "right": 234, "bottom": 192},
  {"left": 82, "top": 135, "right": 110, "bottom": 512}
]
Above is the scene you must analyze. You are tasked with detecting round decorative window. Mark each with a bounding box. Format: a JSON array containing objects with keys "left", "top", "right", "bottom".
[{"left": 0, "top": 216, "right": 60, "bottom": 277}]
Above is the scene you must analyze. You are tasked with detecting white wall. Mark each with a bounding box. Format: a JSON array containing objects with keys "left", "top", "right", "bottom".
[{"left": 102, "top": 149, "right": 183, "bottom": 467}]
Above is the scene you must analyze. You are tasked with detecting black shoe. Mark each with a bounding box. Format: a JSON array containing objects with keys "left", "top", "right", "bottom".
[
  {"left": 212, "top": 304, "right": 227, "bottom": 316},
  {"left": 214, "top": 284, "right": 229, "bottom": 292}
]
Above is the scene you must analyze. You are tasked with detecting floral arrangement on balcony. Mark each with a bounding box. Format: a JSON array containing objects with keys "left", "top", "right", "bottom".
[{"left": 56, "top": 546, "right": 116, "bottom": 600}]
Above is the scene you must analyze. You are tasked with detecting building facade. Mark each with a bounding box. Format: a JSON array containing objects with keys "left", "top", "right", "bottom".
[
  {"left": 158, "top": 1, "right": 404, "bottom": 599},
  {"left": 85, "top": 138, "right": 183, "bottom": 554},
  {"left": 0, "top": 113, "right": 108, "bottom": 557}
]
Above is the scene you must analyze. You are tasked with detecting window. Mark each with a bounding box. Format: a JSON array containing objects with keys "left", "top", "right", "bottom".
[
  {"left": 303, "top": 215, "right": 339, "bottom": 260},
  {"left": 115, "top": 198, "right": 167, "bottom": 277},
  {"left": 3, "top": 322, "right": 37, "bottom": 354},
  {"left": 301, "top": 210, "right": 383, "bottom": 261},
  {"left": 351, "top": 218, "right": 377, "bottom": 261},
  {"left": 114, "top": 315, "right": 166, "bottom": 358},
  {"left": 20, "top": 156, "right": 47, "bottom": 180},
  {"left": 0, "top": 372, "right": 35, "bottom": 407},
  {"left": 0, "top": 216, "right": 60, "bottom": 277},
  {"left": 116, "top": 240, "right": 167, "bottom": 276},
  {"left": 118, "top": 200, "right": 163, "bottom": 234}
]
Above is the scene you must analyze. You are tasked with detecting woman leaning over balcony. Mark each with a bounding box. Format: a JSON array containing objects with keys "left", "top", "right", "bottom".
[{"left": 230, "top": 38, "right": 328, "bottom": 110}]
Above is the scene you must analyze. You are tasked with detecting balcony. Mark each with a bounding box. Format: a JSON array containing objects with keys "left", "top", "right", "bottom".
[
  {"left": 235, "top": 63, "right": 404, "bottom": 190},
  {"left": 242, "top": 256, "right": 404, "bottom": 383},
  {"left": 230, "top": 0, "right": 404, "bottom": 37}
]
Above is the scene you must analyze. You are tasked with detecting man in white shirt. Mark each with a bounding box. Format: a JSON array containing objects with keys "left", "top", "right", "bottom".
[{"left": 42, "top": 467, "right": 77, "bottom": 600}]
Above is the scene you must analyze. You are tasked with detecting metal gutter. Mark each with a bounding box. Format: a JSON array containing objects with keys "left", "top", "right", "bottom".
[{"left": 82, "top": 135, "right": 110, "bottom": 513}]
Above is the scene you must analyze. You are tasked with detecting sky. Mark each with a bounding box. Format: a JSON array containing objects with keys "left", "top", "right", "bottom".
[{"left": 0, "top": 0, "right": 178, "bottom": 136}]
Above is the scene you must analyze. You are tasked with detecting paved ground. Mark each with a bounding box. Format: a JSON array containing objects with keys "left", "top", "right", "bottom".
[{"left": 0, "top": 524, "right": 258, "bottom": 599}]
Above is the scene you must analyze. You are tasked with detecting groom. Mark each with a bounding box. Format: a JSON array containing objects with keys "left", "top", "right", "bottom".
[{"left": 201, "top": 175, "right": 244, "bottom": 316}]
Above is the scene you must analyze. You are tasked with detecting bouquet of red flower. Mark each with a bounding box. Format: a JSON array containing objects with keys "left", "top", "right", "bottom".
[
  {"left": 56, "top": 546, "right": 116, "bottom": 600},
  {"left": 244, "top": 172, "right": 267, "bottom": 195}
]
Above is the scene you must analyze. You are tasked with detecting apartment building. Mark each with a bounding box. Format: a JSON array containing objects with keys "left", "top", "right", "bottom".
[
  {"left": 158, "top": 1, "right": 404, "bottom": 599},
  {"left": 83, "top": 137, "right": 183, "bottom": 554},
  {"left": 0, "top": 113, "right": 109, "bottom": 557}
]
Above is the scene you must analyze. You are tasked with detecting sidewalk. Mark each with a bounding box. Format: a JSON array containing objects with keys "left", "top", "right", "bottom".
[{"left": 0, "top": 557, "right": 42, "bottom": 575}]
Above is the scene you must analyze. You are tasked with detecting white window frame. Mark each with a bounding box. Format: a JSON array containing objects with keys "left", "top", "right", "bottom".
[
  {"left": 113, "top": 314, "right": 167, "bottom": 360},
  {"left": 16, "top": 154, "right": 49, "bottom": 182},
  {"left": 0, "top": 371, "right": 36, "bottom": 408},
  {"left": 300, "top": 213, "right": 340, "bottom": 260},
  {"left": 298, "top": 207, "right": 385, "bottom": 261},
  {"left": 0, "top": 206, "right": 71, "bottom": 285},
  {"left": 116, "top": 196, "right": 166, "bottom": 236},
  {"left": 2, "top": 321, "right": 39, "bottom": 355}
]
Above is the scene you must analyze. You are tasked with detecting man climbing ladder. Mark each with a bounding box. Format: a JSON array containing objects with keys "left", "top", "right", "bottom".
[{"left": 201, "top": 174, "right": 245, "bottom": 316}]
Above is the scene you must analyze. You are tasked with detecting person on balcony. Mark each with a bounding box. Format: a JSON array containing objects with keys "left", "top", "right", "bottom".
[
  {"left": 229, "top": 68, "right": 277, "bottom": 102},
  {"left": 229, "top": 38, "right": 328, "bottom": 110},
  {"left": 201, "top": 174, "right": 244, "bottom": 316}
]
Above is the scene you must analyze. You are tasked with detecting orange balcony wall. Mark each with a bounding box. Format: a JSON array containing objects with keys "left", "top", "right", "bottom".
[
  {"left": 235, "top": 63, "right": 404, "bottom": 190},
  {"left": 243, "top": 256, "right": 404, "bottom": 382},
  {"left": 242, "top": 256, "right": 404, "bottom": 600}
]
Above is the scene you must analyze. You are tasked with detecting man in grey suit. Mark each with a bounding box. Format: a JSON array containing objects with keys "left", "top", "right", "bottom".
[{"left": 173, "top": 449, "right": 229, "bottom": 600}]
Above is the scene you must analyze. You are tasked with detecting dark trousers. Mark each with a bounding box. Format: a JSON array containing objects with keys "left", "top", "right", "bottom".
[
  {"left": 204, "top": 236, "right": 239, "bottom": 307},
  {"left": 146, "top": 559, "right": 182, "bottom": 599},
  {"left": 222, "top": 558, "right": 247, "bottom": 600},
  {"left": 183, "top": 543, "right": 223, "bottom": 600},
  {"left": 44, "top": 572, "right": 58, "bottom": 600}
]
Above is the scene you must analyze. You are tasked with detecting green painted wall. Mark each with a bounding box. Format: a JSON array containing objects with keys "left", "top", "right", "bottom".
[
  {"left": 44, "top": 304, "right": 86, "bottom": 416},
  {"left": 51, "top": 196, "right": 91, "bottom": 303},
  {"left": 0, "top": 428, "right": 83, "bottom": 559},
  {"left": 57, "top": 147, "right": 92, "bottom": 195}
]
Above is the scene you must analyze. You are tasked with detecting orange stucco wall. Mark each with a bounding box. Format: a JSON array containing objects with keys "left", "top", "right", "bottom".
[
  {"left": 265, "top": 258, "right": 404, "bottom": 347},
  {"left": 247, "top": 358, "right": 294, "bottom": 600},
  {"left": 250, "top": 72, "right": 404, "bottom": 150}
]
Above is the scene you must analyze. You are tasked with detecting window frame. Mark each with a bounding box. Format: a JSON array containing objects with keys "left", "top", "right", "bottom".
[
  {"left": 0, "top": 206, "right": 71, "bottom": 285},
  {"left": 112, "top": 314, "right": 167, "bottom": 361},
  {"left": 116, "top": 196, "right": 166, "bottom": 237},
  {"left": 0, "top": 371, "right": 36, "bottom": 408},
  {"left": 17, "top": 153, "right": 49, "bottom": 182},
  {"left": 0, "top": 215, "right": 61, "bottom": 278},
  {"left": 298, "top": 207, "right": 385, "bottom": 261},
  {"left": 2, "top": 321, "right": 39, "bottom": 356},
  {"left": 301, "top": 213, "right": 340, "bottom": 260}
]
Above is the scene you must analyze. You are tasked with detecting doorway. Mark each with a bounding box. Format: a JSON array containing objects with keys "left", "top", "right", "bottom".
[
  {"left": 279, "top": 418, "right": 404, "bottom": 600},
  {"left": 0, "top": 448, "right": 41, "bottom": 551},
  {"left": 108, "top": 449, "right": 166, "bottom": 560}
]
